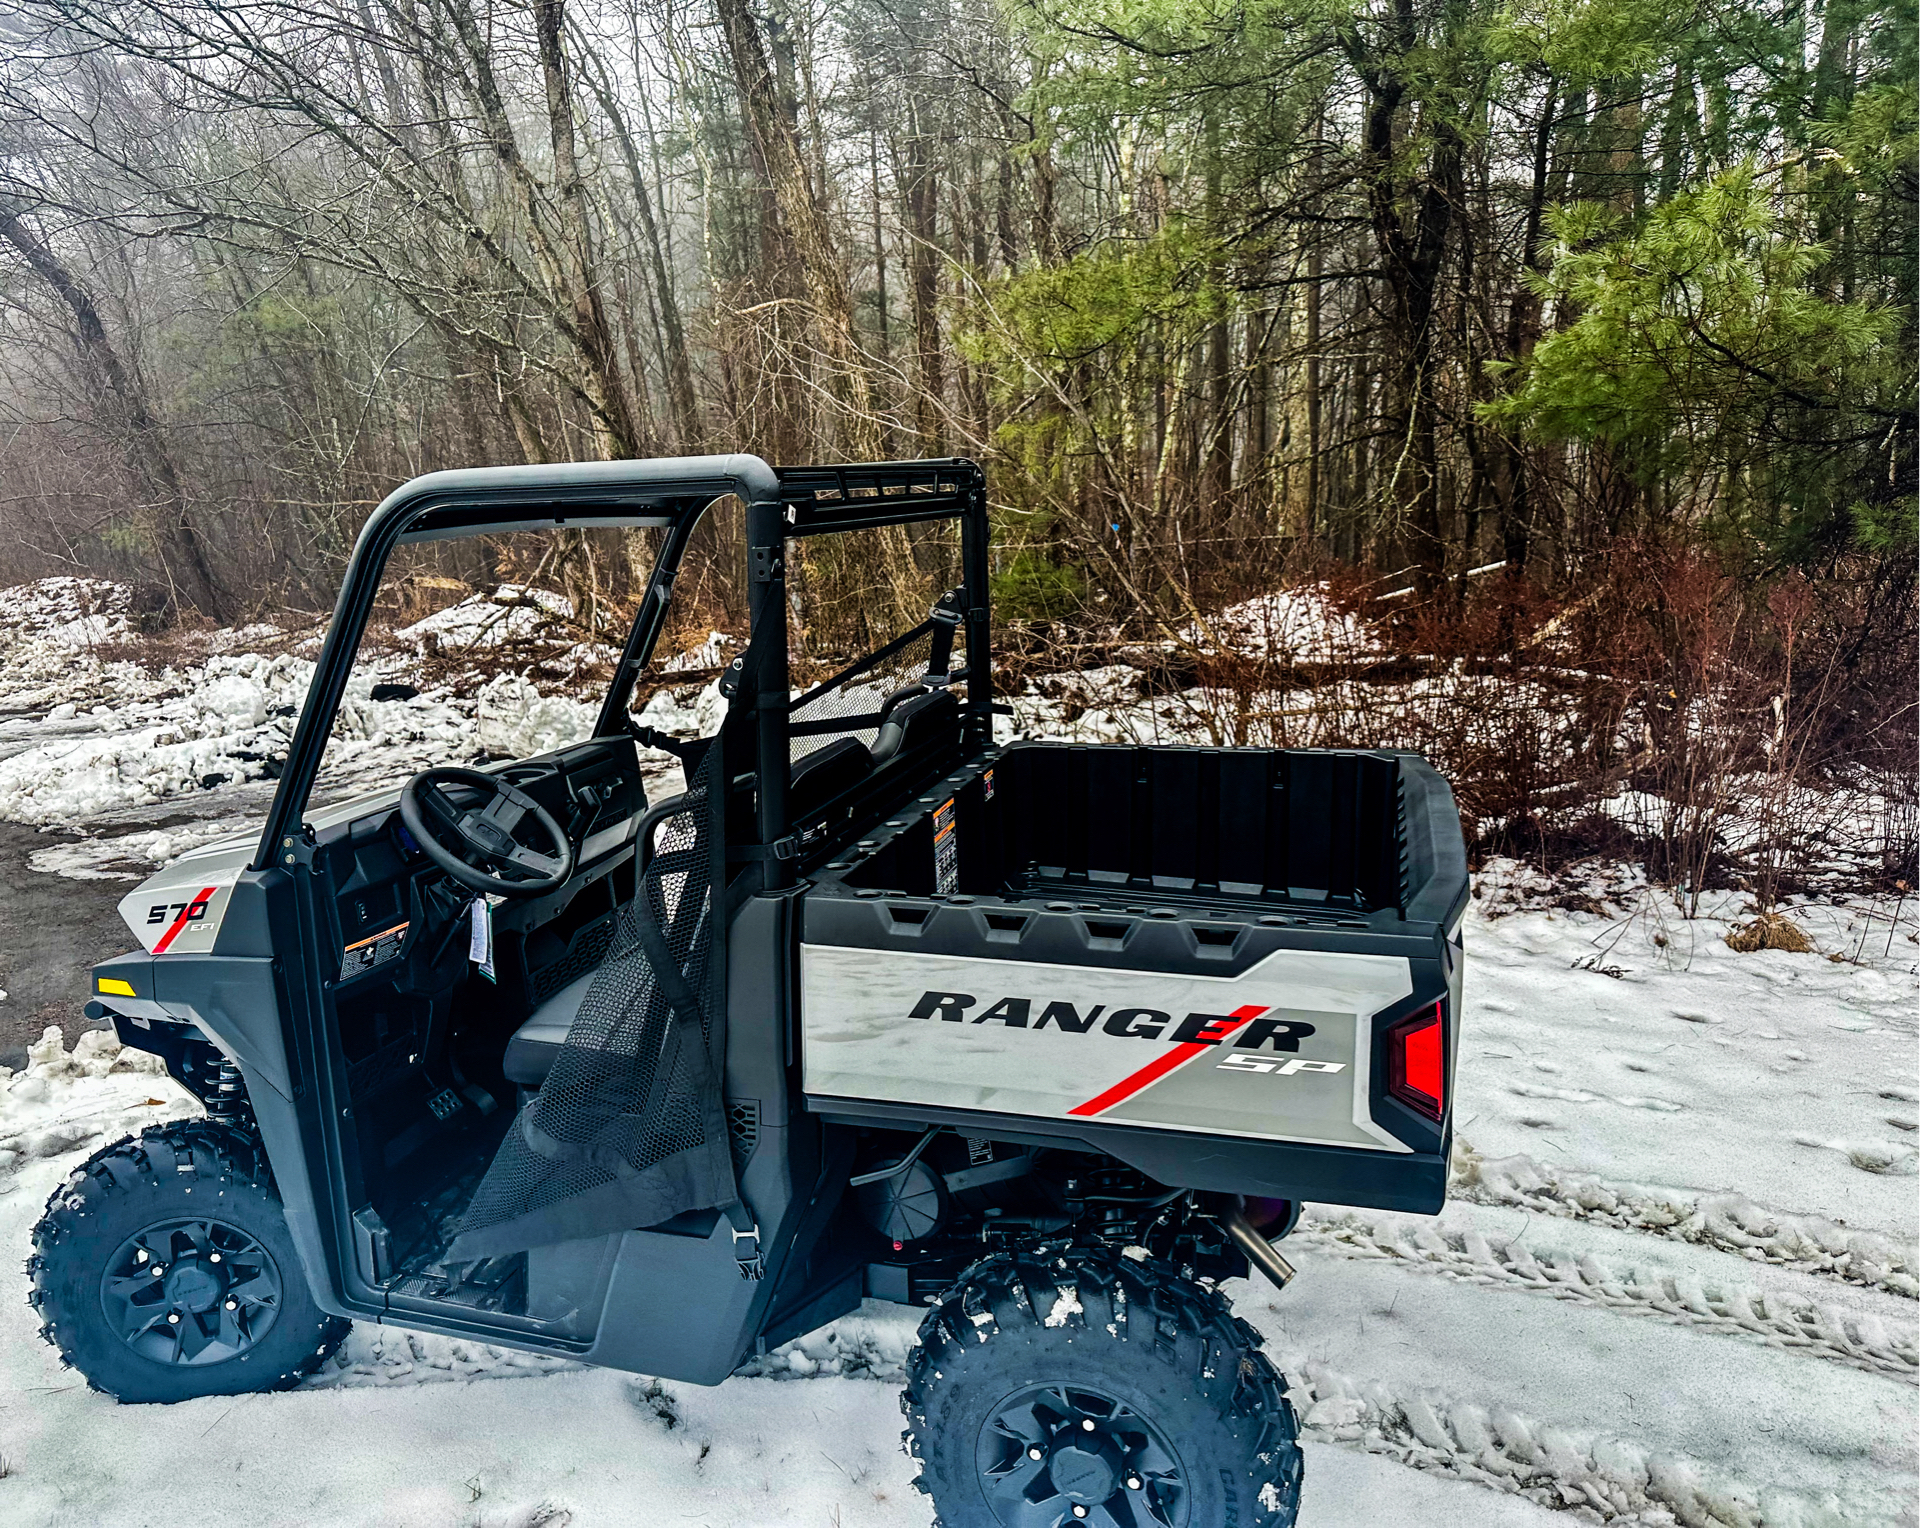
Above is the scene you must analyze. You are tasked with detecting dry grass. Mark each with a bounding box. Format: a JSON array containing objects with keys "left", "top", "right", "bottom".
[{"left": 1725, "top": 914, "right": 1817, "bottom": 954}]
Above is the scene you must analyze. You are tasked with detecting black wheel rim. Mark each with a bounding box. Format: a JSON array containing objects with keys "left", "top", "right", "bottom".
[
  {"left": 99, "top": 1217, "right": 283, "bottom": 1367},
  {"left": 976, "top": 1383, "right": 1190, "bottom": 1528}
]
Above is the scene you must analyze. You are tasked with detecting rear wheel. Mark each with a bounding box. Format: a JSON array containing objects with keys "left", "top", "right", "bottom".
[
  {"left": 903, "top": 1244, "right": 1302, "bottom": 1528},
  {"left": 27, "top": 1121, "right": 349, "bottom": 1403}
]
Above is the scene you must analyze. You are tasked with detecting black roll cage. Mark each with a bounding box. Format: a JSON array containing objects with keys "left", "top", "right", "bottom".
[{"left": 253, "top": 454, "right": 992, "bottom": 893}]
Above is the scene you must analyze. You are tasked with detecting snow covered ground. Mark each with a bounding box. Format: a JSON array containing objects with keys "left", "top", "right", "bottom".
[
  {"left": 2, "top": 883, "right": 1911, "bottom": 1526},
  {"left": 0, "top": 577, "right": 1913, "bottom": 1526}
]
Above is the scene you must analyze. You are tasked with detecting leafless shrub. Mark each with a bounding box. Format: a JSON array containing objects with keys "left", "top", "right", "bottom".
[{"left": 1147, "top": 547, "right": 1916, "bottom": 905}]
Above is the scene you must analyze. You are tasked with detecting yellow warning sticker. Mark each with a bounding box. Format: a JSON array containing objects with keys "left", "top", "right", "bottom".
[{"left": 933, "top": 797, "right": 958, "bottom": 892}]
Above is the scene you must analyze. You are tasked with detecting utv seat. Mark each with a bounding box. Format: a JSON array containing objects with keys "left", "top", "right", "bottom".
[
  {"left": 505, "top": 734, "right": 883, "bottom": 1090},
  {"left": 502, "top": 969, "right": 594, "bottom": 1087},
  {"left": 789, "top": 735, "right": 872, "bottom": 818}
]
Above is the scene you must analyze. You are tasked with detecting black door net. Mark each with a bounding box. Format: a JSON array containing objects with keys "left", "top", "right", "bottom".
[{"left": 447, "top": 737, "right": 739, "bottom": 1265}]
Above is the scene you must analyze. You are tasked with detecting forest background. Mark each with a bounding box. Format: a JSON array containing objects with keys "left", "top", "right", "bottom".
[{"left": 0, "top": 0, "right": 1912, "bottom": 912}]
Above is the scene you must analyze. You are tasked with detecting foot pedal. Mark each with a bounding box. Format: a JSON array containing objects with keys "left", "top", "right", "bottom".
[{"left": 427, "top": 1087, "right": 464, "bottom": 1122}]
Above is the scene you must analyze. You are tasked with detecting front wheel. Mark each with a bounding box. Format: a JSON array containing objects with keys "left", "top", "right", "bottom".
[
  {"left": 28, "top": 1120, "right": 349, "bottom": 1403},
  {"left": 903, "top": 1244, "right": 1302, "bottom": 1528}
]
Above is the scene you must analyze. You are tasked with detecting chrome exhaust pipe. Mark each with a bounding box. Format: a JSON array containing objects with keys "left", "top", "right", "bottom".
[{"left": 1221, "top": 1199, "right": 1297, "bottom": 1293}]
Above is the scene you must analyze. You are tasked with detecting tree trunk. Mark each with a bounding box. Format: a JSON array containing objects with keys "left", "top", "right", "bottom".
[
  {"left": 1201, "top": 127, "right": 1233, "bottom": 523},
  {"left": 532, "top": 0, "right": 642, "bottom": 458},
  {"left": 1497, "top": 76, "right": 1558, "bottom": 581},
  {"left": 0, "top": 204, "right": 225, "bottom": 618},
  {"left": 717, "top": 0, "right": 884, "bottom": 461},
  {"left": 1305, "top": 242, "right": 1323, "bottom": 547},
  {"left": 870, "top": 129, "right": 891, "bottom": 360},
  {"left": 1354, "top": 16, "right": 1463, "bottom": 590},
  {"left": 904, "top": 99, "right": 944, "bottom": 452},
  {"left": 576, "top": 42, "right": 701, "bottom": 448}
]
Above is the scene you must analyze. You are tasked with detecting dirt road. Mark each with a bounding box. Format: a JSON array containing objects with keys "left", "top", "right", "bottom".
[{"left": 0, "top": 823, "right": 131, "bottom": 1068}]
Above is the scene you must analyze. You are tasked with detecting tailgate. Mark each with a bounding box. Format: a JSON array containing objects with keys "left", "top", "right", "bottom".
[{"left": 801, "top": 922, "right": 1431, "bottom": 1155}]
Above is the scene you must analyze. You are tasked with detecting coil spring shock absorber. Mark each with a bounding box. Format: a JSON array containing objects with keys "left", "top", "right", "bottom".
[{"left": 204, "top": 1052, "right": 252, "bottom": 1129}]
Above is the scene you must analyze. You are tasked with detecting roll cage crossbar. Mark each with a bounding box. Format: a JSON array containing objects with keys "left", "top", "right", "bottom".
[{"left": 252, "top": 455, "right": 992, "bottom": 889}]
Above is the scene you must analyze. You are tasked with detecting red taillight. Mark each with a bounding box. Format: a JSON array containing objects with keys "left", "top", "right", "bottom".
[{"left": 1387, "top": 1002, "right": 1446, "bottom": 1122}]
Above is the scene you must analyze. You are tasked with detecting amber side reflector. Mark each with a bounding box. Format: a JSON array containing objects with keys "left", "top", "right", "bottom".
[
  {"left": 97, "top": 977, "right": 137, "bottom": 998},
  {"left": 1386, "top": 1002, "right": 1445, "bottom": 1121}
]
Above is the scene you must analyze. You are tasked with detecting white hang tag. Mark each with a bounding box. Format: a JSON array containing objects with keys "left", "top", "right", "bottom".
[{"left": 469, "top": 898, "right": 496, "bottom": 983}]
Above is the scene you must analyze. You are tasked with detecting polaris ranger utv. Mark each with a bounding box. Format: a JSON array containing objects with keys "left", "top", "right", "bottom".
[{"left": 31, "top": 456, "right": 1466, "bottom": 1528}]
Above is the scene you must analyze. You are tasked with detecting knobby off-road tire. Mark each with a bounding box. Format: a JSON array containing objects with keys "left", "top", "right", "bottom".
[
  {"left": 27, "top": 1120, "right": 349, "bottom": 1403},
  {"left": 903, "top": 1244, "right": 1303, "bottom": 1528}
]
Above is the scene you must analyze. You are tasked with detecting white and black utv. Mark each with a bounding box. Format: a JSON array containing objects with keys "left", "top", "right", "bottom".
[{"left": 32, "top": 456, "right": 1467, "bottom": 1528}]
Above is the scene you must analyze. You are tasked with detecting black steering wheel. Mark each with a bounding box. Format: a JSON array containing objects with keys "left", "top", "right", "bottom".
[{"left": 398, "top": 766, "right": 574, "bottom": 898}]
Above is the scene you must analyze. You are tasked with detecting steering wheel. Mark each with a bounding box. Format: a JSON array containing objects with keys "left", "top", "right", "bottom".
[{"left": 398, "top": 766, "right": 574, "bottom": 898}]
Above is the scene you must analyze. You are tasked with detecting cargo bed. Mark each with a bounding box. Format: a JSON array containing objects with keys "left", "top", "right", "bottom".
[{"left": 797, "top": 741, "right": 1468, "bottom": 1213}]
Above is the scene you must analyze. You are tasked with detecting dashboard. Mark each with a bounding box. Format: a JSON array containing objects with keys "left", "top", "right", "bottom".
[{"left": 314, "top": 736, "right": 649, "bottom": 1015}]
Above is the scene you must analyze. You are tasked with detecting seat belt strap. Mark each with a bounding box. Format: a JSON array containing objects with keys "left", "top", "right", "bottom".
[
  {"left": 923, "top": 587, "right": 964, "bottom": 685},
  {"left": 722, "top": 1199, "right": 764, "bottom": 1280}
]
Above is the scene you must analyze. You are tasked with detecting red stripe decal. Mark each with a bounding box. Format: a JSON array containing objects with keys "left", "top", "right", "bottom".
[
  {"left": 1068, "top": 1005, "right": 1268, "bottom": 1117},
  {"left": 152, "top": 886, "right": 217, "bottom": 955}
]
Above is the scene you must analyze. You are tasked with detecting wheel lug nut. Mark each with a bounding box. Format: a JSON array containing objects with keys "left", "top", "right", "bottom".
[
  {"left": 135, "top": 1249, "right": 148, "bottom": 1263},
  {"left": 225, "top": 1298, "right": 238, "bottom": 1310},
  {"left": 1072, "top": 1509, "right": 1088, "bottom": 1520},
  {"left": 1081, "top": 1418, "right": 1095, "bottom": 1432},
  {"left": 209, "top": 1253, "right": 221, "bottom": 1264},
  {"left": 1028, "top": 1447, "right": 1043, "bottom": 1461},
  {"left": 1128, "top": 1476, "right": 1143, "bottom": 1489},
  {"left": 151, "top": 1265, "right": 165, "bottom": 1277},
  {"left": 166, "top": 1313, "right": 180, "bottom": 1324}
]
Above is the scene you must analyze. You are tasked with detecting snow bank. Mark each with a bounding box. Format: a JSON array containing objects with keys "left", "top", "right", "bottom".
[
  {"left": 27, "top": 818, "right": 258, "bottom": 881},
  {"left": 397, "top": 584, "right": 572, "bottom": 649},
  {"left": 474, "top": 675, "right": 600, "bottom": 761},
  {"left": 1184, "top": 585, "right": 1386, "bottom": 660},
  {"left": 0, "top": 578, "right": 629, "bottom": 833},
  {"left": 0, "top": 579, "right": 136, "bottom": 719},
  {"left": 0, "top": 648, "right": 493, "bottom": 825},
  {"left": 660, "top": 630, "right": 739, "bottom": 673},
  {"left": 633, "top": 679, "right": 728, "bottom": 747},
  {"left": 0, "top": 575, "right": 130, "bottom": 657},
  {"left": 0, "top": 1027, "right": 185, "bottom": 1185},
  {"left": 1002, "top": 662, "right": 1600, "bottom": 768}
]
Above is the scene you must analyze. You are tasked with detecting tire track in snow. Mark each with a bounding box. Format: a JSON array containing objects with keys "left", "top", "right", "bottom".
[
  {"left": 292, "top": 1278, "right": 1912, "bottom": 1527},
  {"left": 1294, "top": 1212, "right": 1916, "bottom": 1380},
  {"left": 1454, "top": 1143, "right": 1920, "bottom": 1300},
  {"left": 713, "top": 1315, "right": 1900, "bottom": 1528},
  {"left": 1274, "top": 1356, "right": 1897, "bottom": 1528}
]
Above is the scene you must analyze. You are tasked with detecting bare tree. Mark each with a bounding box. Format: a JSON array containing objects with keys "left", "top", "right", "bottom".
[{"left": 0, "top": 198, "right": 225, "bottom": 615}]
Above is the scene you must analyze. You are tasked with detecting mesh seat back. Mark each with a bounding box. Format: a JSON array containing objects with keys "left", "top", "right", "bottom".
[{"left": 448, "top": 744, "right": 736, "bottom": 1263}]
